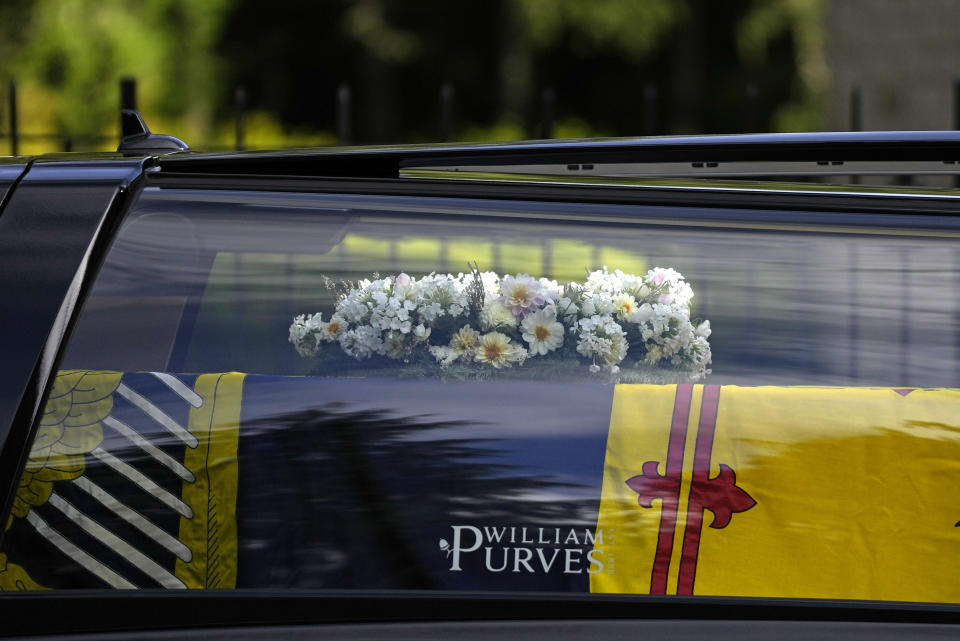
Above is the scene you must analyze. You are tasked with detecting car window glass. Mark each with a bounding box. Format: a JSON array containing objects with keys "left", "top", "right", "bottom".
[{"left": 2, "top": 187, "right": 959, "bottom": 604}]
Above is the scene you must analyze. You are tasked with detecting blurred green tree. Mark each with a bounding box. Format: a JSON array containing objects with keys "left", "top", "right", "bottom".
[
  {"left": 0, "top": 0, "right": 230, "bottom": 149},
  {"left": 0, "top": 0, "right": 826, "bottom": 150}
]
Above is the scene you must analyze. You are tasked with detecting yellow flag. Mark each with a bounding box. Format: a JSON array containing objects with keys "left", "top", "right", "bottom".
[{"left": 591, "top": 384, "right": 960, "bottom": 603}]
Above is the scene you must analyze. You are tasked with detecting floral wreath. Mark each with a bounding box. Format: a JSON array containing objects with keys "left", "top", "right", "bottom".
[{"left": 289, "top": 264, "right": 711, "bottom": 381}]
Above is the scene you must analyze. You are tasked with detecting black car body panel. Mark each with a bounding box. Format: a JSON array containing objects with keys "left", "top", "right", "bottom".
[
  {"left": 0, "top": 157, "right": 149, "bottom": 541},
  {"left": 0, "top": 160, "right": 30, "bottom": 215},
  {"left": 1, "top": 591, "right": 960, "bottom": 638}
]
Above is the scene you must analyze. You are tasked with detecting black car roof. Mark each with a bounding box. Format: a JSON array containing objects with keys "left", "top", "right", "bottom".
[{"left": 154, "top": 130, "right": 960, "bottom": 179}]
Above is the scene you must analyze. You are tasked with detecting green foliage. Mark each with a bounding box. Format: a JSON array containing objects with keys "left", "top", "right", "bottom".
[
  {"left": 343, "top": 0, "right": 422, "bottom": 63},
  {"left": 1, "top": 0, "right": 230, "bottom": 142},
  {"left": 519, "top": 0, "right": 683, "bottom": 60},
  {"left": 737, "top": 0, "right": 828, "bottom": 131}
]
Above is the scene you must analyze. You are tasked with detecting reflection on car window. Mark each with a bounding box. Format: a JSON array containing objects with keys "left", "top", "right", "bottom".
[{"left": 2, "top": 188, "right": 959, "bottom": 604}]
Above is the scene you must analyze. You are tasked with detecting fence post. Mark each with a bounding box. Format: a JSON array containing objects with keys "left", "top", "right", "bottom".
[
  {"left": 119, "top": 77, "right": 137, "bottom": 145},
  {"left": 643, "top": 84, "right": 658, "bottom": 136},
  {"left": 954, "top": 78, "right": 959, "bottom": 187},
  {"left": 336, "top": 83, "right": 352, "bottom": 145},
  {"left": 849, "top": 86, "right": 861, "bottom": 132},
  {"left": 439, "top": 83, "right": 454, "bottom": 142},
  {"left": 120, "top": 77, "right": 137, "bottom": 111},
  {"left": 745, "top": 82, "right": 759, "bottom": 132},
  {"left": 8, "top": 79, "right": 18, "bottom": 156},
  {"left": 849, "top": 86, "right": 861, "bottom": 184},
  {"left": 234, "top": 85, "right": 247, "bottom": 151},
  {"left": 540, "top": 87, "right": 555, "bottom": 139}
]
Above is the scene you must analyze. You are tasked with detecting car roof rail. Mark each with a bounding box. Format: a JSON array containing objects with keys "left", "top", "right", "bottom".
[
  {"left": 399, "top": 132, "right": 960, "bottom": 180},
  {"left": 154, "top": 131, "right": 960, "bottom": 180},
  {"left": 118, "top": 110, "right": 189, "bottom": 154}
]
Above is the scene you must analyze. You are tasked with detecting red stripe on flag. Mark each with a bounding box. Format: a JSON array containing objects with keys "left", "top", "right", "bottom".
[
  {"left": 648, "top": 383, "right": 693, "bottom": 594},
  {"left": 676, "top": 384, "right": 721, "bottom": 595}
]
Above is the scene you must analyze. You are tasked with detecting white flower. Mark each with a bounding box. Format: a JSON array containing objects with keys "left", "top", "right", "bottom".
[
  {"left": 420, "top": 302, "right": 443, "bottom": 323},
  {"left": 645, "top": 267, "right": 694, "bottom": 307},
  {"left": 419, "top": 274, "right": 468, "bottom": 312},
  {"left": 695, "top": 320, "right": 711, "bottom": 338},
  {"left": 290, "top": 264, "right": 711, "bottom": 381},
  {"left": 608, "top": 332, "right": 628, "bottom": 364},
  {"left": 556, "top": 296, "right": 579, "bottom": 322},
  {"left": 479, "top": 271, "right": 501, "bottom": 296},
  {"left": 628, "top": 303, "right": 654, "bottom": 324},
  {"left": 474, "top": 332, "right": 526, "bottom": 368},
  {"left": 612, "top": 293, "right": 639, "bottom": 320},
  {"left": 581, "top": 297, "right": 596, "bottom": 316},
  {"left": 339, "top": 297, "right": 369, "bottom": 324},
  {"left": 581, "top": 292, "right": 614, "bottom": 317},
  {"left": 414, "top": 324, "right": 431, "bottom": 340},
  {"left": 289, "top": 314, "right": 309, "bottom": 339},
  {"left": 320, "top": 315, "right": 346, "bottom": 342},
  {"left": 646, "top": 267, "right": 683, "bottom": 287},
  {"left": 538, "top": 277, "right": 562, "bottom": 299},
  {"left": 338, "top": 326, "right": 383, "bottom": 360},
  {"left": 289, "top": 313, "right": 324, "bottom": 357},
  {"left": 576, "top": 315, "right": 627, "bottom": 368},
  {"left": 520, "top": 308, "right": 564, "bottom": 355},
  {"left": 480, "top": 299, "right": 518, "bottom": 330},
  {"left": 450, "top": 325, "right": 481, "bottom": 356},
  {"left": 429, "top": 344, "right": 461, "bottom": 367}
]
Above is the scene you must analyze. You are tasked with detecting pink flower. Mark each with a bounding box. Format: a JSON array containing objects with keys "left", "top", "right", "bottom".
[
  {"left": 659, "top": 293, "right": 674, "bottom": 305},
  {"left": 500, "top": 274, "right": 546, "bottom": 318},
  {"left": 652, "top": 272, "right": 666, "bottom": 286},
  {"left": 395, "top": 273, "right": 411, "bottom": 287}
]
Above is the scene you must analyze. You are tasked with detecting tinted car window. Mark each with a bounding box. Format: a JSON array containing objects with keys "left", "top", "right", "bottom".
[{"left": 3, "top": 187, "right": 959, "bottom": 603}]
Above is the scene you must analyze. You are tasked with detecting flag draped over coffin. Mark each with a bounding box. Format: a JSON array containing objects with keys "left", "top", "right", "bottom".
[
  {"left": 2, "top": 374, "right": 958, "bottom": 603},
  {"left": 592, "top": 384, "right": 960, "bottom": 602}
]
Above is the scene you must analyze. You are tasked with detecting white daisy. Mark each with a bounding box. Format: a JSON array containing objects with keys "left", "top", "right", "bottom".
[
  {"left": 320, "top": 315, "right": 346, "bottom": 342},
  {"left": 474, "top": 332, "right": 526, "bottom": 368},
  {"left": 520, "top": 308, "right": 564, "bottom": 355},
  {"left": 612, "top": 293, "right": 638, "bottom": 321}
]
